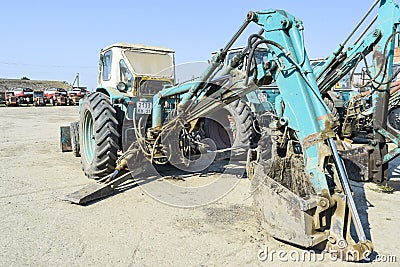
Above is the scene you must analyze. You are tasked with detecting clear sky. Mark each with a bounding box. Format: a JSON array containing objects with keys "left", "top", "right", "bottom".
[{"left": 0, "top": 0, "right": 372, "bottom": 89}]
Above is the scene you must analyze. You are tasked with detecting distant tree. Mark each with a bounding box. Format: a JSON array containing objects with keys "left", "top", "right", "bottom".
[{"left": 21, "top": 76, "right": 30, "bottom": 80}]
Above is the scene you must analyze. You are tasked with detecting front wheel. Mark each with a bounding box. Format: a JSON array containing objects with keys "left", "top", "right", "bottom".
[{"left": 79, "top": 92, "right": 120, "bottom": 179}]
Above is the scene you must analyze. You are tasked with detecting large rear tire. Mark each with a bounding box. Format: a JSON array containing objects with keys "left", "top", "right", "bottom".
[
  {"left": 79, "top": 92, "right": 120, "bottom": 179},
  {"left": 204, "top": 99, "right": 258, "bottom": 152},
  {"left": 324, "top": 97, "right": 340, "bottom": 124}
]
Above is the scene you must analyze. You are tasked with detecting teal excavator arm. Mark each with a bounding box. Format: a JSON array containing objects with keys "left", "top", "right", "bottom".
[{"left": 315, "top": 0, "right": 400, "bottom": 96}]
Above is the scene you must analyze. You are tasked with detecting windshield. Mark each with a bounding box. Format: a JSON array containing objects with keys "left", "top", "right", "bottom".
[
  {"left": 34, "top": 91, "right": 44, "bottom": 96},
  {"left": 139, "top": 80, "right": 172, "bottom": 96},
  {"left": 124, "top": 50, "right": 174, "bottom": 78}
]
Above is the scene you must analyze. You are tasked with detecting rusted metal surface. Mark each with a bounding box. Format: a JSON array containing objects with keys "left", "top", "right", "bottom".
[
  {"left": 250, "top": 150, "right": 373, "bottom": 260},
  {"left": 68, "top": 95, "right": 81, "bottom": 106},
  {"left": 2, "top": 91, "right": 19, "bottom": 106},
  {"left": 341, "top": 94, "right": 365, "bottom": 138},
  {"left": 394, "top": 46, "right": 400, "bottom": 63},
  {"left": 302, "top": 132, "right": 322, "bottom": 150},
  {"left": 371, "top": 91, "right": 390, "bottom": 183},
  {"left": 56, "top": 95, "right": 67, "bottom": 106},
  {"left": 251, "top": 161, "right": 322, "bottom": 248},
  {"left": 339, "top": 146, "right": 373, "bottom": 182},
  {"left": 326, "top": 194, "right": 373, "bottom": 261},
  {"left": 60, "top": 126, "right": 72, "bottom": 152},
  {"left": 65, "top": 145, "right": 144, "bottom": 204}
]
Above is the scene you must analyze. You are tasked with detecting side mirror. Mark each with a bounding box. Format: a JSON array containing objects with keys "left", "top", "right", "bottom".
[{"left": 117, "top": 82, "right": 127, "bottom": 92}]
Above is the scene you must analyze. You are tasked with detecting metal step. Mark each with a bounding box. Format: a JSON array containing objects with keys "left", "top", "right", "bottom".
[{"left": 65, "top": 171, "right": 132, "bottom": 205}]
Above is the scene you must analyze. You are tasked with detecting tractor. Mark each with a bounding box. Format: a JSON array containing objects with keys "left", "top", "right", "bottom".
[
  {"left": 70, "top": 43, "right": 258, "bottom": 178},
  {"left": 2, "top": 91, "right": 19, "bottom": 107},
  {"left": 67, "top": 87, "right": 87, "bottom": 105},
  {"left": 33, "top": 90, "right": 46, "bottom": 106},
  {"left": 62, "top": 0, "right": 400, "bottom": 260}
]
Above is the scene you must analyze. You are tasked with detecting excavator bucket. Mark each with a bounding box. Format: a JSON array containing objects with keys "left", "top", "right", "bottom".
[
  {"left": 247, "top": 128, "right": 373, "bottom": 261},
  {"left": 249, "top": 155, "right": 373, "bottom": 261},
  {"left": 250, "top": 159, "right": 328, "bottom": 248}
]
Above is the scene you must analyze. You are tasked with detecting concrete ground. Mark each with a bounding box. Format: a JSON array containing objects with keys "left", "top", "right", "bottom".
[{"left": 0, "top": 106, "right": 399, "bottom": 266}]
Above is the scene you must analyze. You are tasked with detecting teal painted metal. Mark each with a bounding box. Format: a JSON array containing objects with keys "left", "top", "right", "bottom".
[
  {"left": 151, "top": 15, "right": 257, "bottom": 128},
  {"left": 82, "top": 110, "right": 95, "bottom": 164},
  {"left": 257, "top": 1, "right": 399, "bottom": 138},
  {"left": 332, "top": 89, "right": 358, "bottom": 103},
  {"left": 91, "top": 87, "right": 154, "bottom": 120},
  {"left": 177, "top": 17, "right": 255, "bottom": 109},
  {"left": 370, "top": 0, "right": 400, "bottom": 107},
  {"left": 177, "top": 53, "right": 221, "bottom": 108},
  {"left": 274, "top": 94, "right": 284, "bottom": 118},
  {"left": 315, "top": 30, "right": 381, "bottom": 93},
  {"left": 152, "top": 82, "right": 194, "bottom": 127},
  {"left": 245, "top": 88, "right": 279, "bottom": 113},
  {"left": 377, "top": 128, "right": 400, "bottom": 163},
  {"left": 383, "top": 147, "right": 400, "bottom": 163},
  {"left": 96, "top": 87, "right": 128, "bottom": 101},
  {"left": 253, "top": 9, "right": 331, "bottom": 192}
]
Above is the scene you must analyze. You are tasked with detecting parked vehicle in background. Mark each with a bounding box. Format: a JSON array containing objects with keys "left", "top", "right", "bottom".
[
  {"left": 54, "top": 93, "right": 67, "bottom": 106},
  {"left": 44, "top": 87, "right": 68, "bottom": 106},
  {"left": 0, "top": 92, "right": 5, "bottom": 105},
  {"left": 11, "top": 87, "right": 33, "bottom": 104},
  {"left": 2, "top": 91, "right": 19, "bottom": 107},
  {"left": 67, "top": 87, "right": 87, "bottom": 105},
  {"left": 33, "top": 90, "right": 46, "bottom": 106}
]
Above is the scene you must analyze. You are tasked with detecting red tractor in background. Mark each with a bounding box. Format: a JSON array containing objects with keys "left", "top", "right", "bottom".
[
  {"left": 11, "top": 87, "right": 33, "bottom": 104},
  {"left": 44, "top": 87, "right": 68, "bottom": 106},
  {"left": 1, "top": 91, "right": 19, "bottom": 107},
  {"left": 67, "top": 87, "right": 87, "bottom": 105}
]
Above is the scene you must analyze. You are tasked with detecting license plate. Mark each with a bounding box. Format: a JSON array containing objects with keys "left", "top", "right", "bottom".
[{"left": 136, "top": 101, "right": 152, "bottom": 114}]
